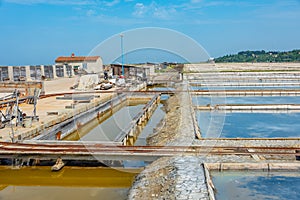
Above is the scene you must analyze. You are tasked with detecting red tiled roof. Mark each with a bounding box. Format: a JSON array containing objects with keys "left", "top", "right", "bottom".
[{"left": 55, "top": 56, "right": 100, "bottom": 63}]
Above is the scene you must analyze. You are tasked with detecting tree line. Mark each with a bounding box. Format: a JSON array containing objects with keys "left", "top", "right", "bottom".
[{"left": 214, "top": 50, "right": 300, "bottom": 63}]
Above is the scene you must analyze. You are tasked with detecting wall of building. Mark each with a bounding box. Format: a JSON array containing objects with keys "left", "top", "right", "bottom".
[
  {"left": 0, "top": 65, "right": 75, "bottom": 82},
  {"left": 111, "top": 64, "right": 150, "bottom": 80},
  {"left": 57, "top": 58, "right": 103, "bottom": 74},
  {"left": 84, "top": 59, "right": 103, "bottom": 74}
]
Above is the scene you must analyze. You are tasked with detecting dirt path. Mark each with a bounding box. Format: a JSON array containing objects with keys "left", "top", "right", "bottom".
[{"left": 147, "top": 80, "right": 196, "bottom": 147}]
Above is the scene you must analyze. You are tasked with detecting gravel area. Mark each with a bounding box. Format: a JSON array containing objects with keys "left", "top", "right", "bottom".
[
  {"left": 174, "top": 156, "right": 209, "bottom": 200},
  {"left": 147, "top": 93, "right": 181, "bottom": 146},
  {"left": 128, "top": 157, "right": 177, "bottom": 200},
  {"left": 128, "top": 156, "right": 210, "bottom": 200}
]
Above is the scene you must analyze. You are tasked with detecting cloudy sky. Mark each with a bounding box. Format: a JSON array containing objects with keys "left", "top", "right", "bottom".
[{"left": 0, "top": 0, "right": 300, "bottom": 65}]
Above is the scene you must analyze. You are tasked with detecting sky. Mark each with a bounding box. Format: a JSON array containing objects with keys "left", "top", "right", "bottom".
[{"left": 0, "top": 0, "right": 300, "bottom": 65}]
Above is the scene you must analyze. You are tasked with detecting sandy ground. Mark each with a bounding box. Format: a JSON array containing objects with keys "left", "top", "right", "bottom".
[{"left": 43, "top": 76, "right": 78, "bottom": 94}]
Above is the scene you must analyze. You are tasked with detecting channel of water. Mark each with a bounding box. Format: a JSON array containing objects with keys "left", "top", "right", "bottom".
[
  {"left": 64, "top": 101, "right": 144, "bottom": 142},
  {"left": 64, "top": 99, "right": 166, "bottom": 146}
]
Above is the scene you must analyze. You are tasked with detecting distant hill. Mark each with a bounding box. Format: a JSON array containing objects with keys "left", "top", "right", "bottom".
[{"left": 214, "top": 50, "right": 300, "bottom": 63}]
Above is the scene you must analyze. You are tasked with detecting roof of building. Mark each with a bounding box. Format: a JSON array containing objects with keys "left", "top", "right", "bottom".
[
  {"left": 55, "top": 55, "right": 100, "bottom": 63},
  {"left": 110, "top": 63, "right": 131, "bottom": 66}
]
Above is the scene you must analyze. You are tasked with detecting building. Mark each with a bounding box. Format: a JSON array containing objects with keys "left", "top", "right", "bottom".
[
  {"left": 0, "top": 54, "right": 103, "bottom": 82},
  {"left": 136, "top": 62, "right": 156, "bottom": 76},
  {"left": 110, "top": 64, "right": 150, "bottom": 81},
  {"left": 55, "top": 53, "right": 103, "bottom": 74}
]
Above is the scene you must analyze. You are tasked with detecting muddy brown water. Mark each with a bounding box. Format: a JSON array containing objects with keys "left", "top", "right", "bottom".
[{"left": 0, "top": 166, "right": 140, "bottom": 200}]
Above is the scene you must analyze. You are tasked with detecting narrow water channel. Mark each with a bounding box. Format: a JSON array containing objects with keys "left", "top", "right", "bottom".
[
  {"left": 64, "top": 102, "right": 144, "bottom": 141},
  {"left": 134, "top": 104, "right": 165, "bottom": 146},
  {"left": 64, "top": 99, "right": 166, "bottom": 146}
]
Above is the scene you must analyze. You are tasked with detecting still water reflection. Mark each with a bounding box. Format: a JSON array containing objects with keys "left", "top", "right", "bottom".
[
  {"left": 212, "top": 171, "right": 300, "bottom": 200},
  {"left": 197, "top": 111, "right": 300, "bottom": 138},
  {"left": 65, "top": 103, "right": 144, "bottom": 141},
  {"left": 134, "top": 104, "right": 165, "bottom": 146}
]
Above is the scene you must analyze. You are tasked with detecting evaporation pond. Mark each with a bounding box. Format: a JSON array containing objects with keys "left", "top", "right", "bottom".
[
  {"left": 197, "top": 111, "right": 300, "bottom": 138},
  {"left": 78, "top": 104, "right": 144, "bottom": 141},
  {"left": 0, "top": 166, "right": 140, "bottom": 200},
  {"left": 190, "top": 86, "right": 300, "bottom": 91},
  {"left": 211, "top": 171, "right": 300, "bottom": 200},
  {"left": 193, "top": 96, "right": 300, "bottom": 106}
]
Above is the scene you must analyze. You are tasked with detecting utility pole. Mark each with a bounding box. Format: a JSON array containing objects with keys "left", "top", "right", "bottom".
[{"left": 120, "top": 33, "right": 124, "bottom": 77}]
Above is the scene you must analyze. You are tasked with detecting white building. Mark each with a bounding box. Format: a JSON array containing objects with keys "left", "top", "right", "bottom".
[{"left": 55, "top": 53, "right": 103, "bottom": 74}]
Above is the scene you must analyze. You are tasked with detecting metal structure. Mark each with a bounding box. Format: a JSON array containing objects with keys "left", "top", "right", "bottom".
[
  {"left": 0, "top": 142, "right": 299, "bottom": 162},
  {"left": 120, "top": 33, "right": 124, "bottom": 76},
  {"left": 0, "top": 89, "right": 40, "bottom": 131}
]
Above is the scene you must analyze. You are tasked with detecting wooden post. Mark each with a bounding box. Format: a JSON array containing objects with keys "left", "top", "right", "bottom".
[{"left": 56, "top": 131, "right": 62, "bottom": 140}]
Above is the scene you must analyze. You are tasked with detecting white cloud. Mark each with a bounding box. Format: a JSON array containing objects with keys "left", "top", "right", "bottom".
[
  {"left": 153, "top": 6, "right": 176, "bottom": 20},
  {"left": 89, "top": 13, "right": 149, "bottom": 26},
  {"left": 133, "top": 3, "right": 147, "bottom": 17},
  {"left": 103, "top": 0, "right": 120, "bottom": 7},
  {"left": 133, "top": 2, "right": 177, "bottom": 20}
]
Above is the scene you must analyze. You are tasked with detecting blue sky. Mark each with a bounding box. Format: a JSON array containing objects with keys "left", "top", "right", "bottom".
[{"left": 0, "top": 0, "right": 300, "bottom": 65}]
